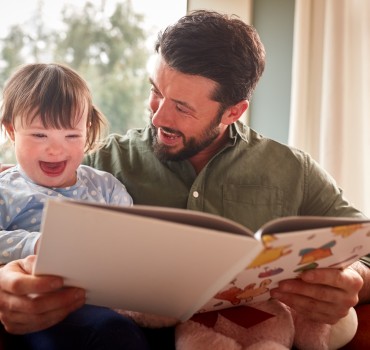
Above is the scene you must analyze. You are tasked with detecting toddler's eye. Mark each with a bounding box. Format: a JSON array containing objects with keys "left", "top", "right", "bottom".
[{"left": 32, "top": 133, "right": 46, "bottom": 138}]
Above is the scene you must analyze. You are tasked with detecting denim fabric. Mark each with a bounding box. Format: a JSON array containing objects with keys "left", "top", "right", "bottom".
[{"left": 4, "top": 305, "right": 150, "bottom": 350}]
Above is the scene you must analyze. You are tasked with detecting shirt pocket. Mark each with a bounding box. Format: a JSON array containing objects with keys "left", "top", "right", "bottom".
[{"left": 222, "top": 184, "right": 283, "bottom": 232}]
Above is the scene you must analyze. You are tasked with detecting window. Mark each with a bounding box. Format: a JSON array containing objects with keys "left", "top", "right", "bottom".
[{"left": 0, "top": 0, "right": 186, "bottom": 163}]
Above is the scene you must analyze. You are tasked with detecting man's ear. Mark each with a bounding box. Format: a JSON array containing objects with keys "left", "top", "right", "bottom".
[
  {"left": 221, "top": 100, "right": 249, "bottom": 125},
  {"left": 4, "top": 124, "right": 15, "bottom": 142}
]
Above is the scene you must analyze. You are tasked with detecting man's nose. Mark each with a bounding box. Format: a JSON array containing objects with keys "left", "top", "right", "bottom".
[{"left": 151, "top": 100, "right": 172, "bottom": 127}]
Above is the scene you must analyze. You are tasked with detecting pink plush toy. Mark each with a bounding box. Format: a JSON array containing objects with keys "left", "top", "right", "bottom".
[{"left": 118, "top": 299, "right": 358, "bottom": 350}]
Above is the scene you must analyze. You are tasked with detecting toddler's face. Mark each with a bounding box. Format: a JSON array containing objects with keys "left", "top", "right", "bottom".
[{"left": 7, "top": 112, "right": 88, "bottom": 188}]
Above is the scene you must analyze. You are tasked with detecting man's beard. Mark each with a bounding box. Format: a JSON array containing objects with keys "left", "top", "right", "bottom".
[{"left": 149, "top": 111, "right": 223, "bottom": 163}]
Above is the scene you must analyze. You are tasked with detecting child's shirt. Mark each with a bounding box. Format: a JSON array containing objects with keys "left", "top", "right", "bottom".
[{"left": 0, "top": 164, "right": 133, "bottom": 263}]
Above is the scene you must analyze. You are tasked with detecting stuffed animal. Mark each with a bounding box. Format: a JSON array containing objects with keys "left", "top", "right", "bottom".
[{"left": 117, "top": 299, "right": 358, "bottom": 350}]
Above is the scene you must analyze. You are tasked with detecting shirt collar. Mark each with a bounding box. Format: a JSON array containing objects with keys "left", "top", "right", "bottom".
[{"left": 228, "top": 120, "right": 249, "bottom": 144}]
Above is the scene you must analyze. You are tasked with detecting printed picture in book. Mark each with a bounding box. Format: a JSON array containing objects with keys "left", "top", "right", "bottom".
[{"left": 200, "top": 222, "right": 370, "bottom": 313}]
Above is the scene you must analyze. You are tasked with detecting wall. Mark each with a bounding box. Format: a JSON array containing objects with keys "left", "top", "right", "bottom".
[
  {"left": 250, "top": 0, "right": 295, "bottom": 144},
  {"left": 188, "top": 0, "right": 295, "bottom": 145},
  {"left": 187, "top": 0, "right": 252, "bottom": 23}
]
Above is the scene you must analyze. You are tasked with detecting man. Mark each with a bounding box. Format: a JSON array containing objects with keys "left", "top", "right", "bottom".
[
  {"left": 84, "top": 9, "right": 369, "bottom": 345},
  {"left": 0, "top": 10, "right": 369, "bottom": 349}
]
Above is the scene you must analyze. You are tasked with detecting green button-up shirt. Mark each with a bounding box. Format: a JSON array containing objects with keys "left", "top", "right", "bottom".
[{"left": 84, "top": 121, "right": 365, "bottom": 232}]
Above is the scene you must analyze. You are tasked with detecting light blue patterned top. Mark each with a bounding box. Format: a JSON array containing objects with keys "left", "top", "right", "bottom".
[{"left": 0, "top": 164, "right": 133, "bottom": 263}]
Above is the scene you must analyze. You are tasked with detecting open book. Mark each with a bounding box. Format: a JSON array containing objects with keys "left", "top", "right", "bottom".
[{"left": 34, "top": 199, "right": 370, "bottom": 321}]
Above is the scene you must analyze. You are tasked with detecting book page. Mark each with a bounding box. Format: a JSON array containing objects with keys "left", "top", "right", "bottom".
[
  {"left": 34, "top": 199, "right": 261, "bottom": 321},
  {"left": 201, "top": 218, "right": 370, "bottom": 312},
  {"left": 69, "top": 201, "right": 254, "bottom": 237},
  {"left": 255, "top": 215, "right": 370, "bottom": 236}
]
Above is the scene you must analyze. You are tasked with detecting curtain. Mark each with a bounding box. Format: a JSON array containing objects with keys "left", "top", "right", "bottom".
[{"left": 289, "top": 0, "right": 370, "bottom": 216}]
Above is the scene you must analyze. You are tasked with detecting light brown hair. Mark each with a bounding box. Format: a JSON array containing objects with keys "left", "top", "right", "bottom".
[{"left": 0, "top": 63, "right": 107, "bottom": 152}]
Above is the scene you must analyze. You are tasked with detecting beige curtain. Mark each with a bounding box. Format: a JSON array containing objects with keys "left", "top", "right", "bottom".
[{"left": 289, "top": 0, "right": 370, "bottom": 216}]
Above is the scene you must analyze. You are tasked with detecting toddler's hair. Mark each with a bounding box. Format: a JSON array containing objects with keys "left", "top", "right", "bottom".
[{"left": 0, "top": 63, "right": 108, "bottom": 152}]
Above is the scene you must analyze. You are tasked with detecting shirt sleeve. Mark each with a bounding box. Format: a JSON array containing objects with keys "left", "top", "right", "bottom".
[
  {"left": 77, "top": 165, "right": 133, "bottom": 207},
  {"left": 0, "top": 229, "right": 40, "bottom": 264},
  {"left": 106, "top": 175, "right": 133, "bottom": 207},
  {"left": 110, "top": 182, "right": 133, "bottom": 206},
  {"left": 360, "top": 254, "right": 370, "bottom": 268},
  {"left": 301, "top": 154, "right": 366, "bottom": 218}
]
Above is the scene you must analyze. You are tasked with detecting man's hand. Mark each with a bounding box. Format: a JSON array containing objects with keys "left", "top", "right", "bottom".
[
  {"left": 0, "top": 256, "right": 86, "bottom": 334},
  {"left": 270, "top": 266, "right": 363, "bottom": 324}
]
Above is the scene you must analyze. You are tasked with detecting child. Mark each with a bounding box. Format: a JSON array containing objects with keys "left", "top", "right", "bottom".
[
  {"left": 0, "top": 63, "right": 134, "bottom": 263},
  {"left": 0, "top": 63, "right": 149, "bottom": 350}
]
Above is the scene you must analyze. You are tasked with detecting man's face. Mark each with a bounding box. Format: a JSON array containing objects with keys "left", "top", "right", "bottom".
[{"left": 148, "top": 54, "right": 227, "bottom": 163}]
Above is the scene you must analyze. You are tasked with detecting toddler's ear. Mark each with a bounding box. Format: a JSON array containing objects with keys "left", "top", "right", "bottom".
[{"left": 4, "top": 124, "right": 15, "bottom": 141}]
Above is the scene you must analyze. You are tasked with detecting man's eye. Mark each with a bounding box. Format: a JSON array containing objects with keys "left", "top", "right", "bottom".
[
  {"left": 150, "top": 87, "right": 160, "bottom": 96},
  {"left": 176, "top": 105, "right": 190, "bottom": 114}
]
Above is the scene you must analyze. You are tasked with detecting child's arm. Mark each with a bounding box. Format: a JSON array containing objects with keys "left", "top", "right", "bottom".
[
  {"left": 105, "top": 173, "right": 133, "bottom": 207},
  {"left": 0, "top": 228, "right": 40, "bottom": 264}
]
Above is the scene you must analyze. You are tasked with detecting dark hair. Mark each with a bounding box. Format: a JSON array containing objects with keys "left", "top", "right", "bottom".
[
  {"left": 0, "top": 63, "right": 107, "bottom": 152},
  {"left": 155, "top": 10, "right": 266, "bottom": 108}
]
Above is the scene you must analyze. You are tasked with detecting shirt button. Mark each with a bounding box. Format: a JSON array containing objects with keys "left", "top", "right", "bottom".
[{"left": 192, "top": 191, "right": 199, "bottom": 198}]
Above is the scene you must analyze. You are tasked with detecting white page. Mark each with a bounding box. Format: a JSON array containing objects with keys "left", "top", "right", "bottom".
[{"left": 34, "top": 199, "right": 261, "bottom": 321}]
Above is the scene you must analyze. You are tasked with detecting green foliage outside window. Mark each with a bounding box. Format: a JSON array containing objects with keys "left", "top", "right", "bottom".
[{"left": 0, "top": 0, "right": 151, "bottom": 163}]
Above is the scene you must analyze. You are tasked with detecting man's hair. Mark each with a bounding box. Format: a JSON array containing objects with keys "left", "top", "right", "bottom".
[
  {"left": 0, "top": 63, "right": 107, "bottom": 152},
  {"left": 155, "top": 10, "right": 266, "bottom": 108}
]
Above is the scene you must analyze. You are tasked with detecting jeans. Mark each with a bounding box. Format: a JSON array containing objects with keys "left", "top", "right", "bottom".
[{"left": 4, "top": 305, "right": 150, "bottom": 350}]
